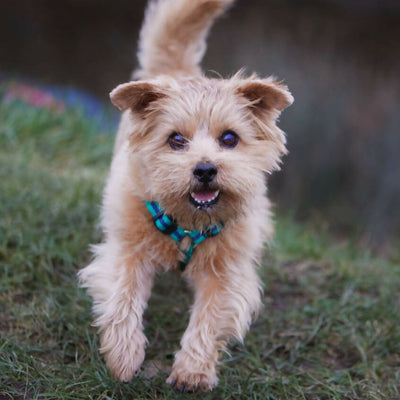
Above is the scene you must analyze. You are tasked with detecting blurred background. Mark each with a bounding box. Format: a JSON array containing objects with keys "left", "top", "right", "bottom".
[{"left": 1, "top": 0, "right": 399, "bottom": 246}]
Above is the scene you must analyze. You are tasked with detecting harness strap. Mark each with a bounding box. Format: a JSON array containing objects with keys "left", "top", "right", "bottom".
[{"left": 145, "top": 201, "right": 222, "bottom": 270}]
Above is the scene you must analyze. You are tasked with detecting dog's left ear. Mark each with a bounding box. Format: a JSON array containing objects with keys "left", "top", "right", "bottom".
[
  {"left": 237, "top": 78, "right": 293, "bottom": 119},
  {"left": 237, "top": 78, "right": 293, "bottom": 164},
  {"left": 110, "top": 81, "right": 165, "bottom": 114}
]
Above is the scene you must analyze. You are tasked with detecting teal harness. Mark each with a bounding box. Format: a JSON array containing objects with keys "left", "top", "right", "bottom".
[{"left": 145, "top": 201, "right": 223, "bottom": 270}]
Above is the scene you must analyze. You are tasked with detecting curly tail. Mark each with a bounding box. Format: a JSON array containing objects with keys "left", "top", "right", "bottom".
[{"left": 134, "top": 0, "right": 235, "bottom": 79}]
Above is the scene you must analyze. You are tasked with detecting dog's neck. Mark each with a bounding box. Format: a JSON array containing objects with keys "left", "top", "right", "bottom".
[{"left": 145, "top": 201, "right": 223, "bottom": 270}]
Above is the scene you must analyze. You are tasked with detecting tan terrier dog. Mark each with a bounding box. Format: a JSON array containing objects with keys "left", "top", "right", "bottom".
[{"left": 79, "top": 0, "right": 293, "bottom": 392}]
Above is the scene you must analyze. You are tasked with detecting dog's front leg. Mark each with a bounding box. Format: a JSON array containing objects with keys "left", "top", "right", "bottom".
[
  {"left": 98, "top": 261, "right": 155, "bottom": 382},
  {"left": 167, "top": 262, "right": 261, "bottom": 392},
  {"left": 81, "top": 243, "right": 156, "bottom": 382}
]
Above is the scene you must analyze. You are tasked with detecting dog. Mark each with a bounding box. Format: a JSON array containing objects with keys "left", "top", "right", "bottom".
[{"left": 79, "top": 0, "right": 293, "bottom": 392}]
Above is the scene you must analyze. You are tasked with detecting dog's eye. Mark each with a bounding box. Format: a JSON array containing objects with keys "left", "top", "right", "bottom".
[
  {"left": 219, "top": 130, "right": 239, "bottom": 149},
  {"left": 168, "top": 132, "right": 188, "bottom": 150}
]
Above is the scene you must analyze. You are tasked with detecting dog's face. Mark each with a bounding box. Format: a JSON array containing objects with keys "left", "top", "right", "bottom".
[{"left": 110, "top": 74, "right": 293, "bottom": 229}]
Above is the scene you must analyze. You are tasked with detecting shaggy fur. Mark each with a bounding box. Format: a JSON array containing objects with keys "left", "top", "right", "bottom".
[{"left": 79, "top": 0, "right": 293, "bottom": 392}]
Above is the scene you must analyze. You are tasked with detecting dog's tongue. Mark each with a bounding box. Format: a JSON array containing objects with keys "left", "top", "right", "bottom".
[{"left": 192, "top": 190, "right": 218, "bottom": 202}]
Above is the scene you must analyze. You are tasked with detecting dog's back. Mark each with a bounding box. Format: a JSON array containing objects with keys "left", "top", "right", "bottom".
[{"left": 134, "top": 0, "right": 235, "bottom": 79}]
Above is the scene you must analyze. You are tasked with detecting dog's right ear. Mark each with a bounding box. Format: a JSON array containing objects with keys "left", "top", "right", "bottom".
[{"left": 110, "top": 82, "right": 165, "bottom": 114}]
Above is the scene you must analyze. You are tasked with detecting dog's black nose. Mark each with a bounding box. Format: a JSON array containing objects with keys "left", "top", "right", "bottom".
[{"left": 193, "top": 163, "right": 217, "bottom": 183}]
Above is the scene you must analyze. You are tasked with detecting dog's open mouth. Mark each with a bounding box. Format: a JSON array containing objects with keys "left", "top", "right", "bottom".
[{"left": 190, "top": 189, "right": 220, "bottom": 209}]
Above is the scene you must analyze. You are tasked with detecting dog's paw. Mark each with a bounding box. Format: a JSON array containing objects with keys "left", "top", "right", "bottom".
[
  {"left": 166, "top": 367, "right": 218, "bottom": 393},
  {"left": 105, "top": 347, "right": 145, "bottom": 382},
  {"left": 102, "top": 330, "right": 147, "bottom": 382}
]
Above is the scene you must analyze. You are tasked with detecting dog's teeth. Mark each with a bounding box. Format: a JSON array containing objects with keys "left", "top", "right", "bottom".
[{"left": 190, "top": 190, "right": 219, "bottom": 205}]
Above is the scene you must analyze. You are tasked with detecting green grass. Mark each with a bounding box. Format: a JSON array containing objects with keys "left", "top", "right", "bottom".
[{"left": 1, "top": 96, "right": 399, "bottom": 400}]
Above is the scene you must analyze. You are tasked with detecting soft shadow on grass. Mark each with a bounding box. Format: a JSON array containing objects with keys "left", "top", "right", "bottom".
[{"left": 0, "top": 96, "right": 399, "bottom": 399}]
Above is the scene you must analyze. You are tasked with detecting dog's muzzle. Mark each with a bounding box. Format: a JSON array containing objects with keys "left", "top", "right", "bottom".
[{"left": 190, "top": 163, "right": 220, "bottom": 209}]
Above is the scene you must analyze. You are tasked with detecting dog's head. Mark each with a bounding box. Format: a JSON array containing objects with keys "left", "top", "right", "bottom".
[{"left": 110, "top": 74, "right": 293, "bottom": 229}]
